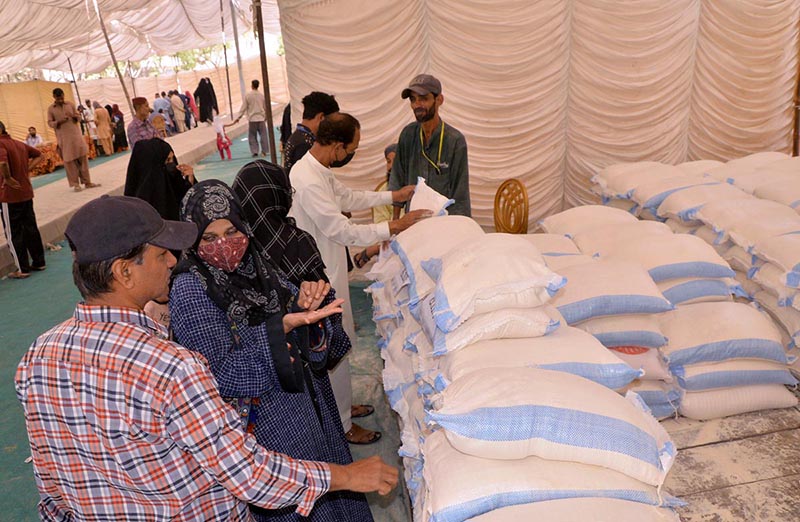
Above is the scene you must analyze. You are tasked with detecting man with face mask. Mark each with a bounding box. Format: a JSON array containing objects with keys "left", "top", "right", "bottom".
[
  {"left": 289, "top": 113, "right": 429, "bottom": 445},
  {"left": 389, "top": 74, "right": 471, "bottom": 217}
]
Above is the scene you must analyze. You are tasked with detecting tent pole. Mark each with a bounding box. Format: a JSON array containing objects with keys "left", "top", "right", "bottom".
[
  {"left": 92, "top": 0, "right": 134, "bottom": 115},
  {"left": 66, "top": 55, "right": 84, "bottom": 108},
  {"left": 253, "top": 0, "right": 276, "bottom": 163},
  {"left": 230, "top": 0, "right": 246, "bottom": 102},
  {"left": 127, "top": 60, "right": 137, "bottom": 98},
  {"left": 219, "top": 0, "right": 234, "bottom": 115}
]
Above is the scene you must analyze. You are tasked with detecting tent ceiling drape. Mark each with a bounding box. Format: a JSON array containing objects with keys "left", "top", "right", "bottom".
[
  {"left": 0, "top": 0, "right": 284, "bottom": 75},
  {"left": 278, "top": 0, "right": 800, "bottom": 229}
]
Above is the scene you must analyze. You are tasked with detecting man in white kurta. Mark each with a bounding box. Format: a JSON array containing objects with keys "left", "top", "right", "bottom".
[{"left": 290, "top": 113, "right": 427, "bottom": 442}]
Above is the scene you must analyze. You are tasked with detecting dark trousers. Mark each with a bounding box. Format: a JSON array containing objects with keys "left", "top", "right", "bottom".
[
  {"left": 1, "top": 200, "right": 45, "bottom": 272},
  {"left": 248, "top": 121, "right": 269, "bottom": 155}
]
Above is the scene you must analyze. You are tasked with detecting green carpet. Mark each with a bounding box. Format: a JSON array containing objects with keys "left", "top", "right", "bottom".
[
  {"left": 30, "top": 149, "right": 128, "bottom": 190},
  {"left": 0, "top": 137, "right": 409, "bottom": 521}
]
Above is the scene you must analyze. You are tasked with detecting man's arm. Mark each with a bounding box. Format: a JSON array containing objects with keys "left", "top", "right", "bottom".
[
  {"left": 46, "top": 107, "right": 60, "bottom": 130},
  {"left": 234, "top": 94, "right": 249, "bottom": 122},
  {"left": 388, "top": 133, "right": 408, "bottom": 219},
  {"left": 166, "top": 361, "right": 397, "bottom": 514},
  {"left": 26, "top": 144, "right": 43, "bottom": 172}
]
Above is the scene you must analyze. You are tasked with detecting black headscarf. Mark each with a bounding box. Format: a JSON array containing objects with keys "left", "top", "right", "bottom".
[
  {"left": 124, "top": 138, "right": 194, "bottom": 221},
  {"left": 232, "top": 160, "right": 328, "bottom": 287},
  {"left": 173, "top": 179, "right": 306, "bottom": 392}
]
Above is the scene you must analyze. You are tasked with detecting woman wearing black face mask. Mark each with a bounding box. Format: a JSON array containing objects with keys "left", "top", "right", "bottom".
[{"left": 124, "top": 138, "right": 196, "bottom": 221}]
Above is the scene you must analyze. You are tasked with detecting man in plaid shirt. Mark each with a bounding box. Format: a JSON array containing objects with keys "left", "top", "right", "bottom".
[{"left": 15, "top": 195, "right": 397, "bottom": 521}]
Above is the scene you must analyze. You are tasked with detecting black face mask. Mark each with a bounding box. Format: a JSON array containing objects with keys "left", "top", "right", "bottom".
[
  {"left": 165, "top": 159, "right": 180, "bottom": 175},
  {"left": 330, "top": 151, "right": 355, "bottom": 169}
]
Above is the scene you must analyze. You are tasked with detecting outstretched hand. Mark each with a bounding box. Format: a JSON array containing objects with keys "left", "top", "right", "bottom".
[
  {"left": 283, "top": 298, "right": 344, "bottom": 333},
  {"left": 297, "top": 280, "right": 331, "bottom": 311}
]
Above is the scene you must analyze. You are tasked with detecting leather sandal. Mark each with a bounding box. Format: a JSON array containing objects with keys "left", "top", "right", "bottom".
[{"left": 346, "top": 423, "right": 382, "bottom": 445}]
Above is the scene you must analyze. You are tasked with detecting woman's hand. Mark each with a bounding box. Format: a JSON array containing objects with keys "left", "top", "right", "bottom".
[
  {"left": 283, "top": 298, "right": 344, "bottom": 333},
  {"left": 177, "top": 164, "right": 195, "bottom": 184},
  {"left": 297, "top": 280, "right": 330, "bottom": 311}
]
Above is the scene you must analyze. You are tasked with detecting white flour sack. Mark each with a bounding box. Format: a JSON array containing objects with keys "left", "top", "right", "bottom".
[
  {"left": 519, "top": 233, "right": 580, "bottom": 255},
  {"left": 390, "top": 215, "right": 484, "bottom": 305},
  {"left": 656, "top": 182, "right": 752, "bottom": 224},
  {"left": 704, "top": 151, "right": 789, "bottom": 182},
  {"left": 420, "top": 234, "right": 565, "bottom": 333},
  {"left": 608, "top": 346, "right": 672, "bottom": 382},
  {"left": 752, "top": 234, "right": 800, "bottom": 288},
  {"left": 433, "top": 327, "right": 641, "bottom": 391},
  {"left": 749, "top": 263, "right": 799, "bottom": 305},
  {"left": 603, "top": 198, "right": 639, "bottom": 214},
  {"left": 409, "top": 176, "right": 454, "bottom": 215},
  {"left": 625, "top": 381, "right": 681, "bottom": 420},
  {"left": 543, "top": 253, "right": 596, "bottom": 271},
  {"left": 679, "top": 384, "right": 798, "bottom": 421},
  {"left": 422, "top": 430, "right": 681, "bottom": 522},
  {"left": 664, "top": 218, "right": 699, "bottom": 234},
  {"left": 428, "top": 367, "right": 675, "bottom": 486},
  {"left": 754, "top": 178, "right": 800, "bottom": 211},
  {"left": 630, "top": 175, "right": 719, "bottom": 215},
  {"left": 659, "top": 302, "right": 787, "bottom": 366},
  {"left": 592, "top": 161, "right": 664, "bottom": 195},
  {"left": 468, "top": 498, "right": 681, "bottom": 522},
  {"left": 600, "top": 234, "right": 734, "bottom": 282},
  {"left": 538, "top": 205, "right": 638, "bottom": 236},
  {"left": 670, "top": 359, "right": 797, "bottom": 391},
  {"left": 754, "top": 291, "right": 800, "bottom": 346},
  {"left": 719, "top": 156, "right": 800, "bottom": 193},
  {"left": 551, "top": 261, "right": 673, "bottom": 324},
  {"left": 571, "top": 221, "right": 672, "bottom": 256},
  {"left": 417, "top": 299, "right": 560, "bottom": 356},
  {"left": 722, "top": 244, "right": 762, "bottom": 273},
  {"left": 593, "top": 162, "right": 682, "bottom": 200},
  {"left": 676, "top": 159, "right": 724, "bottom": 177},
  {"left": 696, "top": 199, "right": 800, "bottom": 250},
  {"left": 576, "top": 314, "right": 667, "bottom": 349},
  {"left": 656, "top": 277, "right": 735, "bottom": 306}
]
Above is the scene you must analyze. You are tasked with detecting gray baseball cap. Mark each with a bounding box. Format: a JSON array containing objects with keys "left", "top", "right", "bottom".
[
  {"left": 66, "top": 195, "right": 197, "bottom": 263},
  {"left": 401, "top": 74, "right": 442, "bottom": 99}
]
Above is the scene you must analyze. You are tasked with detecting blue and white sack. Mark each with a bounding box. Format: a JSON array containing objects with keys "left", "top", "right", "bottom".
[{"left": 428, "top": 367, "right": 675, "bottom": 487}]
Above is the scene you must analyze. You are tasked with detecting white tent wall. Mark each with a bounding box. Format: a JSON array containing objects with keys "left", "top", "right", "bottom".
[
  {"left": 278, "top": 0, "right": 800, "bottom": 230},
  {"left": 73, "top": 54, "right": 290, "bottom": 131}
]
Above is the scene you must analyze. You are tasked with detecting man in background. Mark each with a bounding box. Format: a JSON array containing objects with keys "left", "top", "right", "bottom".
[
  {"left": 0, "top": 120, "right": 45, "bottom": 279},
  {"left": 47, "top": 88, "right": 99, "bottom": 192},
  {"left": 127, "top": 97, "right": 159, "bottom": 149},
  {"left": 284, "top": 91, "right": 339, "bottom": 174},
  {"left": 25, "top": 127, "right": 43, "bottom": 148},
  {"left": 234, "top": 79, "right": 269, "bottom": 158},
  {"left": 389, "top": 74, "right": 471, "bottom": 217}
]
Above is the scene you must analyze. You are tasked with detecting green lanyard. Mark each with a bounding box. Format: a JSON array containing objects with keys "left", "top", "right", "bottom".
[{"left": 420, "top": 121, "right": 445, "bottom": 174}]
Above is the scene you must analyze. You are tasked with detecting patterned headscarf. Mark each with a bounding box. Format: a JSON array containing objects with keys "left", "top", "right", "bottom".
[
  {"left": 232, "top": 160, "right": 327, "bottom": 287},
  {"left": 173, "top": 179, "right": 305, "bottom": 392}
]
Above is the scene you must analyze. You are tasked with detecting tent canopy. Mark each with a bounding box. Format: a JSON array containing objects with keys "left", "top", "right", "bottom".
[{"left": 0, "top": 0, "right": 281, "bottom": 76}]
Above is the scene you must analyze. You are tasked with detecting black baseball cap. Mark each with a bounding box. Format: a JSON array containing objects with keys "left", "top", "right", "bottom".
[
  {"left": 401, "top": 74, "right": 442, "bottom": 99},
  {"left": 65, "top": 195, "right": 197, "bottom": 263}
]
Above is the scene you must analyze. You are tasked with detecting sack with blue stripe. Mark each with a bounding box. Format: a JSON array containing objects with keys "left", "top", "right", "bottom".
[
  {"left": 428, "top": 367, "right": 675, "bottom": 487},
  {"left": 551, "top": 260, "right": 674, "bottom": 325},
  {"left": 423, "top": 430, "right": 682, "bottom": 522},
  {"left": 431, "top": 326, "right": 641, "bottom": 392},
  {"left": 599, "top": 234, "right": 735, "bottom": 282},
  {"left": 520, "top": 233, "right": 580, "bottom": 256},
  {"left": 468, "top": 497, "right": 682, "bottom": 522},
  {"left": 577, "top": 314, "right": 668, "bottom": 349},
  {"left": 627, "top": 381, "right": 681, "bottom": 420},
  {"left": 389, "top": 215, "right": 484, "bottom": 306},
  {"left": 656, "top": 277, "right": 740, "bottom": 306},
  {"left": 753, "top": 234, "right": 800, "bottom": 289},
  {"left": 670, "top": 359, "right": 797, "bottom": 391},
  {"left": 659, "top": 302, "right": 787, "bottom": 366},
  {"left": 419, "top": 234, "right": 566, "bottom": 333}
]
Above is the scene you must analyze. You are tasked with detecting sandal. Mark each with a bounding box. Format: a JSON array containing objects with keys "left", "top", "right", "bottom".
[
  {"left": 7, "top": 271, "right": 30, "bottom": 279},
  {"left": 351, "top": 404, "right": 375, "bottom": 418},
  {"left": 346, "top": 423, "right": 382, "bottom": 445},
  {"left": 354, "top": 250, "right": 370, "bottom": 269}
]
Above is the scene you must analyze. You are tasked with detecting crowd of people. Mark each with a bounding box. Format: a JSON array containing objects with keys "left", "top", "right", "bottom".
[{"left": 6, "top": 73, "right": 472, "bottom": 520}]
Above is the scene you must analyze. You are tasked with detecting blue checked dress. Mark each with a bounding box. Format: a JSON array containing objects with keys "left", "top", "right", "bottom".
[{"left": 170, "top": 272, "right": 374, "bottom": 522}]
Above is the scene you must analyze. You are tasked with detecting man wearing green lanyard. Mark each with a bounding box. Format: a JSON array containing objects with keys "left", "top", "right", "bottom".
[{"left": 389, "top": 74, "right": 471, "bottom": 217}]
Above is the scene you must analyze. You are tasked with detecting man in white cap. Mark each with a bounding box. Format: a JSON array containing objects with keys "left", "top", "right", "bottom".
[{"left": 389, "top": 74, "right": 471, "bottom": 217}]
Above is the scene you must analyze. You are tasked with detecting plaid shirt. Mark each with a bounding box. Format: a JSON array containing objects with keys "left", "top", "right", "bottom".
[
  {"left": 126, "top": 117, "right": 158, "bottom": 149},
  {"left": 15, "top": 304, "right": 330, "bottom": 521}
]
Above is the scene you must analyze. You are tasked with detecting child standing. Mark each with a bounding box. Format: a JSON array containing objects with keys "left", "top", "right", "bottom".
[{"left": 213, "top": 116, "right": 233, "bottom": 160}]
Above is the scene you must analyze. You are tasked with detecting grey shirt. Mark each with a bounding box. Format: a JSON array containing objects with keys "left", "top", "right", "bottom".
[{"left": 388, "top": 119, "right": 471, "bottom": 217}]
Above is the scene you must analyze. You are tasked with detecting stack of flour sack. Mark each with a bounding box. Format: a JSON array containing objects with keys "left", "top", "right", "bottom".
[
  {"left": 538, "top": 204, "right": 798, "bottom": 421},
  {"left": 592, "top": 152, "right": 800, "bottom": 378},
  {"left": 366, "top": 215, "right": 683, "bottom": 522}
]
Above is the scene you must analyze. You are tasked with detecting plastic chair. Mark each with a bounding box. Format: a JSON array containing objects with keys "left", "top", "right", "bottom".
[{"left": 494, "top": 179, "right": 529, "bottom": 233}]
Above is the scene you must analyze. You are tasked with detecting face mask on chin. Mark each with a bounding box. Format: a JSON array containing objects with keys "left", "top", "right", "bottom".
[{"left": 197, "top": 235, "right": 249, "bottom": 272}]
